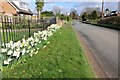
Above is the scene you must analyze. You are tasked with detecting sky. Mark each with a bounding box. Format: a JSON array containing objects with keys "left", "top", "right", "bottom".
[{"left": 28, "top": 0, "right": 119, "bottom": 14}]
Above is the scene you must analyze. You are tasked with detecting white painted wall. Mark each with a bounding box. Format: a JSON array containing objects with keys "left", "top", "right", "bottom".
[{"left": 12, "top": 0, "right": 29, "bottom": 11}]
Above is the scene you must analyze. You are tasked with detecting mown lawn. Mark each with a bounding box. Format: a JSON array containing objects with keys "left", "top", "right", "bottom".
[{"left": 2, "top": 22, "right": 94, "bottom": 78}]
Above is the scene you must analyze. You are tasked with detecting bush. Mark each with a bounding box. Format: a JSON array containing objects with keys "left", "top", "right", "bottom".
[
  {"left": 59, "top": 14, "right": 70, "bottom": 21},
  {"left": 98, "top": 16, "right": 120, "bottom": 30}
]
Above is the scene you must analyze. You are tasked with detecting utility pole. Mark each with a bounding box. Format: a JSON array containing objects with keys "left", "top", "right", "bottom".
[{"left": 102, "top": 0, "right": 104, "bottom": 19}]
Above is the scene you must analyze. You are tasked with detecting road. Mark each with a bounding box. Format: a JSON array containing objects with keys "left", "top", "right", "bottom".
[{"left": 72, "top": 20, "right": 118, "bottom": 78}]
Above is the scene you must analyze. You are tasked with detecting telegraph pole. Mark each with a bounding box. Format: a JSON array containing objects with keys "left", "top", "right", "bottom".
[{"left": 102, "top": 0, "right": 104, "bottom": 19}]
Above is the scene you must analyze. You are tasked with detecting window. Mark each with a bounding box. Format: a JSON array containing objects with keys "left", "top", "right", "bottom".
[{"left": 20, "top": 2, "right": 28, "bottom": 10}]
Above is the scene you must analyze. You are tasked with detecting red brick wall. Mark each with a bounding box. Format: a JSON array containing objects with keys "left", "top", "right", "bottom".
[{"left": 1, "top": 0, "right": 17, "bottom": 16}]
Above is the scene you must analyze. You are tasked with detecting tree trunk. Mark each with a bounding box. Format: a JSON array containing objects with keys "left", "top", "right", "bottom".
[
  {"left": 38, "top": 10, "right": 41, "bottom": 25},
  {"left": 38, "top": 10, "right": 41, "bottom": 20}
]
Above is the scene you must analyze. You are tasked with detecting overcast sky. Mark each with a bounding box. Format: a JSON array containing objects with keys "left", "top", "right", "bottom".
[{"left": 29, "top": 0, "right": 119, "bottom": 14}]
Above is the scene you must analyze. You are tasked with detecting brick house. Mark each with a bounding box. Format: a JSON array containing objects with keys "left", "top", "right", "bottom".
[{"left": 0, "top": 0, "right": 33, "bottom": 17}]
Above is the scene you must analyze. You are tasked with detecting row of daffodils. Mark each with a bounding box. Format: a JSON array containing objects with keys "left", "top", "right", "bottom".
[{"left": 1, "top": 24, "right": 62, "bottom": 66}]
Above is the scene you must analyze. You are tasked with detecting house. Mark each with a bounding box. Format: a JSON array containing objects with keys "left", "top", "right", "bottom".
[
  {"left": 110, "top": 11, "right": 118, "bottom": 16},
  {"left": 32, "top": 13, "right": 38, "bottom": 20},
  {"left": 0, "top": 3, "right": 4, "bottom": 14},
  {"left": 0, "top": 0, "right": 17, "bottom": 16},
  {"left": 104, "top": 8, "right": 111, "bottom": 17},
  {"left": 0, "top": 0, "right": 33, "bottom": 17}
]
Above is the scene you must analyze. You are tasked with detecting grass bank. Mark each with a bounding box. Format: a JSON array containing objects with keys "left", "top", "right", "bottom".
[{"left": 2, "top": 22, "right": 94, "bottom": 78}]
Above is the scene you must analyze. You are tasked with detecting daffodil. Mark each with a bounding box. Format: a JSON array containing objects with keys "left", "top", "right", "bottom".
[
  {"left": 1, "top": 24, "right": 62, "bottom": 65},
  {"left": 1, "top": 48, "right": 7, "bottom": 53},
  {"left": 21, "top": 48, "right": 26, "bottom": 55},
  {"left": 43, "top": 45, "right": 46, "bottom": 49},
  {"left": 7, "top": 50, "right": 13, "bottom": 56},
  {"left": 4, "top": 60, "right": 9, "bottom": 65},
  {"left": 47, "top": 41, "right": 50, "bottom": 44}
]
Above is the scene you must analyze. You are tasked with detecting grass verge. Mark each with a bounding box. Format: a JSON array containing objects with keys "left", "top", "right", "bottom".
[{"left": 2, "top": 22, "right": 94, "bottom": 78}]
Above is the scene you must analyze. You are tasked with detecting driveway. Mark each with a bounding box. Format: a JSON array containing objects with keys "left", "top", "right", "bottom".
[{"left": 72, "top": 20, "right": 118, "bottom": 78}]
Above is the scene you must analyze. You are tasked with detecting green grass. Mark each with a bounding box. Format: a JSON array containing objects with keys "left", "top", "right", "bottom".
[{"left": 2, "top": 23, "right": 95, "bottom": 78}]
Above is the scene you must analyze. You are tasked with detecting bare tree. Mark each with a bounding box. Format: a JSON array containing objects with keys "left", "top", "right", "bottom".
[{"left": 52, "top": 6, "right": 62, "bottom": 16}]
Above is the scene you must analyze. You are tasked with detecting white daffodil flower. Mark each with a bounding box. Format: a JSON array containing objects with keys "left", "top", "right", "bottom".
[
  {"left": 28, "top": 46, "right": 31, "bottom": 49},
  {"left": 38, "top": 31, "right": 42, "bottom": 35},
  {"left": 26, "top": 50, "right": 30, "bottom": 53},
  {"left": 9, "top": 41, "right": 13, "bottom": 45},
  {"left": 16, "top": 41, "right": 22, "bottom": 47},
  {"left": 4, "top": 60, "right": 9, "bottom": 65},
  {"left": 43, "top": 37, "right": 47, "bottom": 41},
  {"left": 37, "top": 48, "right": 40, "bottom": 51},
  {"left": 16, "top": 48, "right": 20, "bottom": 52},
  {"left": 7, "top": 50, "right": 13, "bottom": 56},
  {"left": 35, "top": 38, "right": 39, "bottom": 42},
  {"left": 35, "top": 51, "right": 38, "bottom": 55},
  {"left": 2, "top": 43, "right": 5, "bottom": 47},
  {"left": 11, "top": 44, "right": 15, "bottom": 49},
  {"left": 4, "top": 58, "right": 13, "bottom": 65},
  {"left": 31, "top": 50, "right": 34, "bottom": 53},
  {"left": 6, "top": 43, "right": 11, "bottom": 48},
  {"left": 1, "top": 48, "right": 7, "bottom": 53},
  {"left": 43, "top": 45, "right": 46, "bottom": 49},
  {"left": 22, "top": 48, "right": 26, "bottom": 55},
  {"left": 7, "top": 58, "right": 13, "bottom": 62},
  {"left": 30, "top": 53, "right": 33, "bottom": 57},
  {"left": 12, "top": 51, "right": 20, "bottom": 58},
  {"left": 47, "top": 41, "right": 50, "bottom": 44},
  {"left": 34, "top": 33, "right": 39, "bottom": 37},
  {"left": 2, "top": 24, "right": 62, "bottom": 65},
  {"left": 41, "top": 34, "right": 45, "bottom": 38},
  {"left": 39, "top": 41, "right": 41, "bottom": 43}
]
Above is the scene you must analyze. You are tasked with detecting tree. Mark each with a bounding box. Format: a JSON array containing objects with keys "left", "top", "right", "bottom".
[
  {"left": 35, "top": 0, "right": 44, "bottom": 19},
  {"left": 52, "top": 6, "right": 62, "bottom": 16},
  {"left": 69, "top": 9, "right": 78, "bottom": 19},
  {"left": 81, "top": 12, "right": 87, "bottom": 21},
  {"left": 41, "top": 11, "right": 54, "bottom": 17},
  {"left": 90, "top": 10, "right": 99, "bottom": 20}
]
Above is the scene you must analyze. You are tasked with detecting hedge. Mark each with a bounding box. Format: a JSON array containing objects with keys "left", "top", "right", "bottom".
[{"left": 98, "top": 16, "right": 120, "bottom": 30}]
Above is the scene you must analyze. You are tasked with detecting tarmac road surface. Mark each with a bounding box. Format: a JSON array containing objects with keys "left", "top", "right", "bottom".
[{"left": 72, "top": 20, "right": 118, "bottom": 78}]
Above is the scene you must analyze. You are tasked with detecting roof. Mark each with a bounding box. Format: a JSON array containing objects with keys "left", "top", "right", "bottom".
[
  {"left": 111, "top": 11, "right": 117, "bottom": 13},
  {"left": 9, "top": 1, "right": 33, "bottom": 15}
]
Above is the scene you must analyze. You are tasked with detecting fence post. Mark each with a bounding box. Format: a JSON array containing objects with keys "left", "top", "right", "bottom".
[
  {"left": 28, "top": 20, "right": 31, "bottom": 37},
  {"left": 43, "top": 19, "right": 45, "bottom": 30},
  {"left": 2, "top": 16, "right": 6, "bottom": 47}
]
